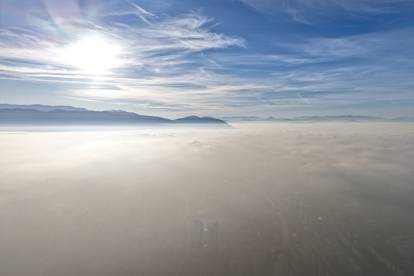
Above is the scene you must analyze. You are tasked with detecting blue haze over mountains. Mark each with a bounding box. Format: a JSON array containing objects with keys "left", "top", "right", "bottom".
[
  {"left": 1, "top": 104, "right": 412, "bottom": 125},
  {"left": 0, "top": 104, "right": 227, "bottom": 125}
]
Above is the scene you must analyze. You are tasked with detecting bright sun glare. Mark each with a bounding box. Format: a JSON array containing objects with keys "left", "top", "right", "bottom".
[{"left": 56, "top": 35, "right": 124, "bottom": 75}]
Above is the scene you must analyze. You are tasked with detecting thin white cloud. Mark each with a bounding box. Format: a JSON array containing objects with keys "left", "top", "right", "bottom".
[
  {"left": 0, "top": 11, "right": 244, "bottom": 76},
  {"left": 127, "top": 1, "right": 155, "bottom": 25},
  {"left": 1, "top": 2, "right": 413, "bottom": 116},
  {"left": 240, "top": 0, "right": 412, "bottom": 24},
  {"left": 0, "top": 9, "right": 245, "bottom": 114}
]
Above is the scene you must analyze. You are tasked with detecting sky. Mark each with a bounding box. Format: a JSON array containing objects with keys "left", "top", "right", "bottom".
[{"left": 0, "top": 0, "right": 414, "bottom": 117}]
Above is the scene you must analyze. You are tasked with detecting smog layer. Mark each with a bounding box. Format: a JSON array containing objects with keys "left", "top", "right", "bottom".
[{"left": 1, "top": 123, "right": 413, "bottom": 276}]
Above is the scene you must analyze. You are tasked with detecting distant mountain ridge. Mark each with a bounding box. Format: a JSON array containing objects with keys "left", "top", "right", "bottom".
[
  {"left": 222, "top": 115, "right": 414, "bottom": 122},
  {"left": 174, "top": 115, "right": 226, "bottom": 124},
  {"left": 0, "top": 104, "right": 88, "bottom": 112},
  {"left": 0, "top": 104, "right": 228, "bottom": 125},
  {"left": 271, "top": 115, "right": 384, "bottom": 122}
]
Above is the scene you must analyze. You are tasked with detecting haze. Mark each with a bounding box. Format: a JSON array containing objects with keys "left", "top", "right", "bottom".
[
  {"left": 2, "top": 0, "right": 414, "bottom": 275},
  {"left": 1, "top": 123, "right": 413, "bottom": 276}
]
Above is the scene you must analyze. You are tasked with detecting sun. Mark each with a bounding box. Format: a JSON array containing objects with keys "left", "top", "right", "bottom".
[{"left": 56, "top": 34, "right": 125, "bottom": 75}]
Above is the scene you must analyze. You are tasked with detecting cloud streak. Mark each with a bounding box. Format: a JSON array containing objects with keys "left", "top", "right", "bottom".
[
  {"left": 0, "top": 0, "right": 413, "bottom": 117},
  {"left": 240, "top": 0, "right": 414, "bottom": 25},
  {"left": 0, "top": 7, "right": 248, "bottom": 114}
]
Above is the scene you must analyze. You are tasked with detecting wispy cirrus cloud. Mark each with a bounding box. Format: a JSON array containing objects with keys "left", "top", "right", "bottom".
[
  {"left": 0, "top": 4, "right": 246, "bottom": 115},
  {"left": 0, "top": 10, "right": 244, "bottom": 77},
  {"left": 240, "top": 0, "right": 414, "bottom": 25},
  {"left": 1, "top": 0, "right": 413, "bottom": 117}
]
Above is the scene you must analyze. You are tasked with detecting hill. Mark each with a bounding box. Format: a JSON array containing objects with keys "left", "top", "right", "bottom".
[{"left": 0, "top": 104, "right": 227, "bottom": 125}]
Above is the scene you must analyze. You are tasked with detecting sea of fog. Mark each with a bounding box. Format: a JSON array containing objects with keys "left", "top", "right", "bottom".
[{"left": 1, "top": 123, "right": 413, "bottom": 276}]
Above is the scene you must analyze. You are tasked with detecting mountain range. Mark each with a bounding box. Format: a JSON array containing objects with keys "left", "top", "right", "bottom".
[
  {"left": 0, "top": 104, "right": 227, "bottom": 125},
  {"left": 222, "top": 115, "right": 414, "bottom": 122}
]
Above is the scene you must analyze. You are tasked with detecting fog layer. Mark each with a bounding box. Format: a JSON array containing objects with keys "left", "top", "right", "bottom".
[{"left": 1, "top": 123, "right": 413, "bottom": 276}]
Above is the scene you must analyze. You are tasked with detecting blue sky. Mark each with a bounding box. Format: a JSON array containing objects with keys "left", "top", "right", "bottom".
[{"left": 1, "top": 0, "right": 414, "bottom": 117}]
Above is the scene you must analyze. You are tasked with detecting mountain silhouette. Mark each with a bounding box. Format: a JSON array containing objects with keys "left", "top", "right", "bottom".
[
  {"left": 0, "top": 104, "right": 228, "bottom": 125},
  {"left": 174, "top": 115, "right": 227, "bottom": 124}
]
